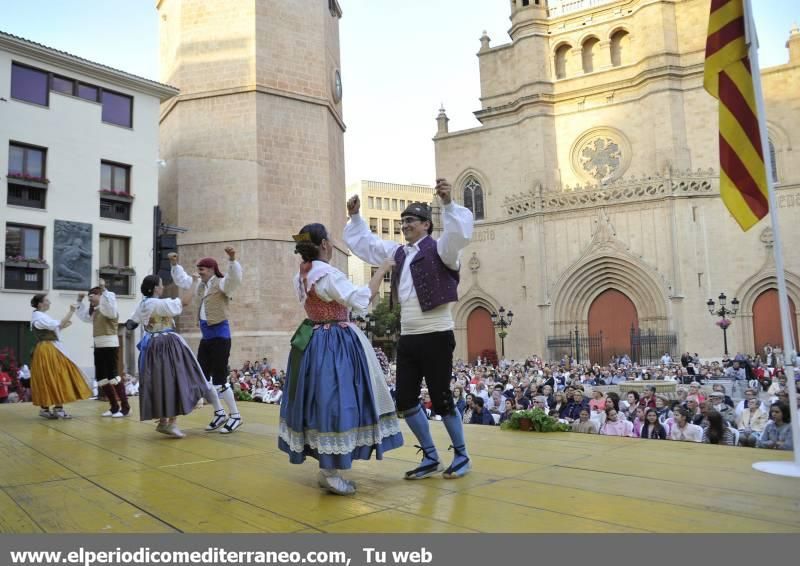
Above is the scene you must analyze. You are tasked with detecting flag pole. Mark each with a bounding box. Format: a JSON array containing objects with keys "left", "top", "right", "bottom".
[{"left": 744, "top": 0, "right": 800, "bottom": 476}]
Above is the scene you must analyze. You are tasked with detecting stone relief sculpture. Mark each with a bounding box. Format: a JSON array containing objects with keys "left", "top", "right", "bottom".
[{"left": 53, "top": 220, "right": 92, "bottom": 290}]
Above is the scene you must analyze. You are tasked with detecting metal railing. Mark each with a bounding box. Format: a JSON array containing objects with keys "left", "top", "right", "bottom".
[
  {"left": 630, "top": 327, "right": 678, "bottom": 366},
  {"left": 548, "top": 0, "right": 617, "bottom": 18}
]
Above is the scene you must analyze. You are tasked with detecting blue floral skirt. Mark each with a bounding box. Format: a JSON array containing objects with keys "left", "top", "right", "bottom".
[{"left": 279, "top": 324, "right": 403, "bottom": 469}]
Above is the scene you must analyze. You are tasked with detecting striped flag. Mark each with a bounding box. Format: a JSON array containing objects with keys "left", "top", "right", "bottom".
[{"left": 704, "top": 0, "right": 768, "bottom": 231}]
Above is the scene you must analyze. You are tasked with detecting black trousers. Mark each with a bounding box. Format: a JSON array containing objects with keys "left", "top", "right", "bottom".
[
  {"left": 93, "top": 347, "right": 119, "bottom": 385},
  {"left": 395, "top": 330, "right": 456, "bottom": 415},
  {"left": 198, "top": 338, "right": 231, "bottom": 387}
]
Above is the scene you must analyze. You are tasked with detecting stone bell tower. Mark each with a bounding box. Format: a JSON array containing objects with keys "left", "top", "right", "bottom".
[{"left": 157, "top": 0, "right": 347, "bottom": 364}]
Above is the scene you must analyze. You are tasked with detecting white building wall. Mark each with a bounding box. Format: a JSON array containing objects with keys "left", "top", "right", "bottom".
[{"left": 0, "top": 47, "right": 170, "bottom": 377}]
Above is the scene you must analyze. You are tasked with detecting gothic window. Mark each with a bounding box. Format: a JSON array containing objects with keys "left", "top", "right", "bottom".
[
  {"left": 610, "top": 30, "right": 630, "bottom": 67},
  {"left": 582, "top": 37, "right": 599, "bottom": 74},
  {"left": 555, "top": 44, "right": 571, "bottom": 79},
  {"left": 768, "top": 138, "right": 778, "bottom": 183},
  {"left": 463, "top": 177, "right": 485, "bottom": 220}
]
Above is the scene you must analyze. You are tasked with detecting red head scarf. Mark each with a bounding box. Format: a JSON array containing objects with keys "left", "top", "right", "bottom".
[{"left": 196, "top": 257, "right": 223, "bottom": 278}]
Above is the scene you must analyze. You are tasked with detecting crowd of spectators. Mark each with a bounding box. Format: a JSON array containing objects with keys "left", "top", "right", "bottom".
[{"left": 407, "top": 350, "right": 796, "bottom": 451}]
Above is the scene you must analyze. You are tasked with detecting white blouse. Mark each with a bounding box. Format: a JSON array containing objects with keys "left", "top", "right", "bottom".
[
  {"left": 294, "top": 261, "right": 371, "bottom": 315},
  {"left": 31, "top": 310, "right": 63, "bottom": 340},
  {"left": 128, "top": 297, "right": 183, "bottom": 328}
]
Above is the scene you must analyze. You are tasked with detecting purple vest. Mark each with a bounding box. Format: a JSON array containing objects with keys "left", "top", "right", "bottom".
[{"left": 391, "top": 236, "right": 460, "bottom": 312}]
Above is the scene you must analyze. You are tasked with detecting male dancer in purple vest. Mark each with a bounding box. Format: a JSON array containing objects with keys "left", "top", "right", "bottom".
[{"left": 344, "top": 179, "right": 474, "bottom": 479}]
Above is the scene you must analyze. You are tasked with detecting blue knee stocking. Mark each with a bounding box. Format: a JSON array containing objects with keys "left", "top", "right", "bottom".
[
  {"left": 442, "top": 410, "right": 471, "bottom": 477},
  {"left": 402, "top": 405, "right": 439, "bottom": 465}
]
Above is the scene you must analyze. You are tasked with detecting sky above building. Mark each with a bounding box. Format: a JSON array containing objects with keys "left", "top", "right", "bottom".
[{"left": 1, "top": 0, "right": 797, "bottom": 187}]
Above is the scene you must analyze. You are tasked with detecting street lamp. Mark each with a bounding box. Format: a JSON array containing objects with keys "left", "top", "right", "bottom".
[
  {"left": 357, "top": 314, "right": 374, "bottom": 341},
  {"left": 489, "top": 306, "right": 514, "bottom": 358},
  {"left": 706, "top": 292, "right": 740, "bottom": 356}
]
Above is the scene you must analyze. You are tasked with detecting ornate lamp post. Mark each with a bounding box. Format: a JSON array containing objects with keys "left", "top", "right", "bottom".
[
  {"left": 357, "top": 314, "right": 375, "bottom": 342},
  {"left": 706, "top": 292, "right": 739, "bottom": 356},
  {"left": 489, "top": 306, "right": 514, "bottom": 358}
]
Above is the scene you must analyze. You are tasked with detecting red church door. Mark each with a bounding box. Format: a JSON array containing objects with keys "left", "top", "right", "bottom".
[
  {"left": 467, "top": 307, "right": 496, "bottom": 363},
  {"left": 752, "top": 289, "right": 798, "bottom": 355},
  {"left": 588, "top": 289, "right": 638, "bottom": 363}
]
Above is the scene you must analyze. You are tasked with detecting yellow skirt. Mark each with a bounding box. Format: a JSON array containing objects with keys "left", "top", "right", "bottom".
[{"left": 31, "top": 341, "right": 92, "bottom": 407}]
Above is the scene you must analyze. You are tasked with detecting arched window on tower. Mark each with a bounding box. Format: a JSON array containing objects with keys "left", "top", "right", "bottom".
[
  {"left": 768, "top": 138, "right": 779, "bottom": 183},
  {"left": 582, "top": 37, "right": 599, "bottom": 74},
  {"left": 555, "top": 44, "right": 571, "bottom": 79},
  {"left": 463, "top": 177, "right": 485, "bottom": 220},
  {"left": 610, "top": 30, "right": 630, "bottom": 67}
]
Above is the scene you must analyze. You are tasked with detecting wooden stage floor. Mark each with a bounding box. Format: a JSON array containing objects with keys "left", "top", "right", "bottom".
[{"left": 0, "top": 399, "right": 798, "bottom": 533}]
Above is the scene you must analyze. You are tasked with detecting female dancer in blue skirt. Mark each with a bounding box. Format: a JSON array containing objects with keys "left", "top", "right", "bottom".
[{"left": 279, "top": 223, "right": 403, "bottom": 495}]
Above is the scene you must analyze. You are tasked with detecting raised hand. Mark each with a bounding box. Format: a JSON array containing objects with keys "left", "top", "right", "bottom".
[
  {"left": 347, "top": 195, "right": 361, "bottom": 217},
  {"left": 168, "top": 252, "right": 178, "bottom": 266},
  {"left": 225, "top": 246, "right": 236, "bottom": 260},
  {"left": 77, "top": 293, "right": 86, "bottom": 302},
  {"left": 435, "top": 178, "right": 452, "bottom": 205},
  {"left": 98, "top": 278, "right": 106, "bottom": 289}
]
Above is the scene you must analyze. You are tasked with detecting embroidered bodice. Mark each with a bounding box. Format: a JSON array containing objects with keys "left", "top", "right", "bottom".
[
  {"left": 145, "top": 314, "right": 174, "bottom": 333},
  {"left": 304, "top": 284, "right": 349, "bottom": 323}
]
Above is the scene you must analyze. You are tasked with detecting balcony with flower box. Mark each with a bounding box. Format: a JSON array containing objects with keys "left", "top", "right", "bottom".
[
  {"left": 6, "top": 173, "right": 49, "bottom": 209},
  {"left": 99, "top": 189, "right": 134, "bottom": 221},
  {"left": 98, "top": 265, "right": 136, "bottom": 295},
  {"left": 2, "top": 257, "right": 49, "bottom": 291}
]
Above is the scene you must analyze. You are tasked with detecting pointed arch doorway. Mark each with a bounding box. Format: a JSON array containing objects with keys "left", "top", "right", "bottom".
[
  {"left": 588, "top": 289, "right": 638, "bottom": 363},
  {"left": 752, "top": 289, "right": 798, "bottom": 354},
  {"left": 467, "top": 307, "right": 496, "bottom": 363}
]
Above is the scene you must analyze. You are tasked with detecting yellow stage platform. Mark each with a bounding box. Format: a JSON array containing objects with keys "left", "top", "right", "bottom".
[{"left": 0, "top": 399, "right": 797, "bottom": 533}]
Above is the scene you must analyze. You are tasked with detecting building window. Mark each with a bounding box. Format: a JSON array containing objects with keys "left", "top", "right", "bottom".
[
  {"left": 51, "top": 75, "right": 75, "bottom": 96},
  {"left": 101, "top": 161, "right": 130, "bottom": 193},
  {"left": 394, "top": 219, "right": 402, "bottom": 236},
  {"left": 369, "top": 218, "right": 378, "bottom": 233},
  {"left": 768, "top": 138, "right": 778, "bottom": 183},
  {"left": 78, "top": 83, "right": 99, "bottom": 102},
  {"left": 99, "top": 161, "right": 132, "bottom": 220},
  {"left": 555, "top": 44, "right": 571, "bottom": 80},
  {"left": 384, "top": 198, "right": 390, "bottom": 209},
  {"left": 10, "top": 63, "right": 49, "bottom": 106},
  {"left": 368, "top": 196, "right": 375, "bottom": 209},
  {"left": 7, "top": 143, "right": 48, "bottom": 209},
  {"left": 99, "top": 235, "right": 132, "bottom": 295},
  {"left": 4, "top": 224, "right": 46, "bottom": 290},
  {"left": 582, "top": 37, "right": 599, "bottom": 74},
  {"left": 392, "top": 199, "right": 398, "bottom": 211},
  {"left": 376, "top": 198, "right": 382, "bottom": 210},
  {"left": 101, "top": 90, "right": 133, "bottom": 128},
  {"left": 381, "top": 219, "right": 390, "bottom": 236},
  {"left": 463, "top": 177, "right": 485, "bottom": 220},
  {"left": 610, "top": 30, "right": 630, "bottom": 67},
  {"left": 400, "top": 199, "right": 406, "bottom": 210},
  {"left": 383, "top": 270, "right": 391, "bottom": 283}
]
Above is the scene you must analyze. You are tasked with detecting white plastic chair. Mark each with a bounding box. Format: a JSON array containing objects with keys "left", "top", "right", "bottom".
[{"left": 729, "top": 426, "right": 740, "bottom": 446}]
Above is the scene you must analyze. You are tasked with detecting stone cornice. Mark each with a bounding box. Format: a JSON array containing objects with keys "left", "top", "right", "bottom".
[{"left": 159, "top": 84, "right": 346, "bottom": 131}]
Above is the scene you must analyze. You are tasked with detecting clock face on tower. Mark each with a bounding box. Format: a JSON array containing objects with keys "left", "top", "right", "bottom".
[{"left": 333, "top": 69, "right": 342, "bottom": 103}]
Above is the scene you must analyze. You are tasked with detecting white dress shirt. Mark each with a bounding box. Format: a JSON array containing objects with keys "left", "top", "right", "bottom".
[
  {"left": 343, "top": 202, "right": 473, "bottom": 335},
  {"left": 172, "top": 260, "right": 242, "bottom": 321},
  {"left": 76, "top": 290, "right": 119, "bottom": 348}
]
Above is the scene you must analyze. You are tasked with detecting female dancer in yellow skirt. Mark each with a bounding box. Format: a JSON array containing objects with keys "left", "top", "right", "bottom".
[{"left": 30, "top": 293, "right": 91, "bottom": 419}]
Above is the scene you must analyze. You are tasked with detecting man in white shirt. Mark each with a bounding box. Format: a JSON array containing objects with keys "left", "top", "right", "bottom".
[
  {"left": 76, "top": 279, "right": 129, "bottom": 417},
  {"left": 171, "top": 247, "right": 244, "bottom": 434},
  {"left": 344, "top": 179, "right": 474, "bottom": 480}
]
